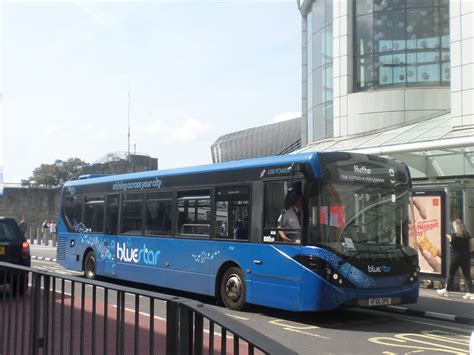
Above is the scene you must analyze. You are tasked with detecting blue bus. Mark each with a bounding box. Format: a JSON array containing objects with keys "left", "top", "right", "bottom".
[{"left": 57, "top": 152, "right": 419, "bottom": 311}]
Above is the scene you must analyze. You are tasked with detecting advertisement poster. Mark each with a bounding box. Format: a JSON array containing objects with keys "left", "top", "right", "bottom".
[{"left": 412, "top": 192, "right": 445, "bottom": 275}]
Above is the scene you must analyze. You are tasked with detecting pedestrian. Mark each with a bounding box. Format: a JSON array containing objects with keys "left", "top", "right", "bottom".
[
  {"left": 42, "top": 220, "right": 49, "bottom": 245},
  {"left": 49, "top": 219, "right": 57, "bottom": 243},
  {"left": 18, "top": 219, "right": 27, "bottom": 236},
  {"left": 437, "top": 219, "right": 473, "bottom": 300}
]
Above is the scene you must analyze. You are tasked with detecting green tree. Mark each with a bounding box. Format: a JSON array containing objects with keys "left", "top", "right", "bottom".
[{"left": 24, "top": 158, "right": 90, "bottom": 187}]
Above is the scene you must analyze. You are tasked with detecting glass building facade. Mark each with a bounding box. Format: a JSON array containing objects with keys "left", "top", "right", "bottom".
[
  {"left": 306, "top": 0, "right": 333, "bottom": 141},
  {"left": 354, "top": 0, "right": 450, "bottom": 91}
]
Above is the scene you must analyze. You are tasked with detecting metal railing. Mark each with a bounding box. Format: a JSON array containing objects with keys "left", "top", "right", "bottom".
[{"left": 0, "top": 262, "right": 295, "bottom": 355}]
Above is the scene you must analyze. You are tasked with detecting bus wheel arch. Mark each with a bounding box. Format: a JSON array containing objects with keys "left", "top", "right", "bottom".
[
  {"left": 83, "top": 248, "right": 97, "bottom": 280},
  {"left": 217, "top": 262, "right": 246, "bottom": 310}
]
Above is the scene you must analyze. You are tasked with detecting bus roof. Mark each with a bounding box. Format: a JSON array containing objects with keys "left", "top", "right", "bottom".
[{"left": 64, "top": 153, "right": 321, "bottom": 187}]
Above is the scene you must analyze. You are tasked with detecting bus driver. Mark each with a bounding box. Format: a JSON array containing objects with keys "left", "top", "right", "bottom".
[{"left": 278, "top": 189, "right": 303, "bottom": 244}]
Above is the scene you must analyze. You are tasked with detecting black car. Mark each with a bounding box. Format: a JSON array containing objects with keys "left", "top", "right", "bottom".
[{"left": 0, "top": 217, "right": 31, "bottom": 295}]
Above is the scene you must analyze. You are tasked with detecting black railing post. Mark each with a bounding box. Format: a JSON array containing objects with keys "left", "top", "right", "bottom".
[
  {"left": 166, "top": 300, "right": 179, "bottom": 355},
  {"left": 30, "top": 273, "right": 41, "bottom": 355},
  {"left": 193, "top": 311, "right": 204, "bottom": 355},
  {"left": 0, "top": 262, "right": 297, "bottom": 355},
  {"left": 178, "top": 304, "right": 193, "bottom": 355},
  {"left": 43, "top": 275, "right": 51, "bottom": 354}
]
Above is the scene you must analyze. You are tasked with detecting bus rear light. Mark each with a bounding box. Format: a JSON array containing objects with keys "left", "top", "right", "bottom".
[{"left": 21, "top": 241, "right": 30, "bottom": 258}]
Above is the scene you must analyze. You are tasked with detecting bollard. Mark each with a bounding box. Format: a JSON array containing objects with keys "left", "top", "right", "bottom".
[
  {"left": 52, "top": 232, "right": 57, "bottom": 247},
  {"left": 36, "top": 227, "right": 42, "bottom": 245}
]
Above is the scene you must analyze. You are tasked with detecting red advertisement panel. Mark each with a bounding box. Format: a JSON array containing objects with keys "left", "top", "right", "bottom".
[{"left": 413, "top": 194, "right": 444, "bottom": 275}]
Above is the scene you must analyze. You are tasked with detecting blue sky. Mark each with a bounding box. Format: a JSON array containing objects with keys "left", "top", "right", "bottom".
[{"left": 1, "top": 0, "right": 301, "bottom": 183}]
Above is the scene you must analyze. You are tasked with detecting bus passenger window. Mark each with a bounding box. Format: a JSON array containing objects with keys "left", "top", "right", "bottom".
[
  {"left": 83, "top": 196, "right": 105, "bottom": 233},
  {"left": 105, "top": 194, "right": 119, "bottom": 235},
  {"left": 215, "top": 186, "right": 250, "bottom": 241},
  {"left": 145, "top": 192, "right": 173, "bottom": 236},
  {"left": 121, "top": 193, "right": 144, "bottom": 235},
  {"left": 177, "top": 190, "right": 211, "bottom": 237},
  {"left": 62, "top": 196, "right": 83, "bottom": 232},
  {"left": 264, "top": 182, "right": 303, "bottom": 244}
]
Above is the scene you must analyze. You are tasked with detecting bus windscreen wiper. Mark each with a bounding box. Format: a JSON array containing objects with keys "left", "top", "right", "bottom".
[{"left": 338, "top": 251, "right": 363, "bottom": 266}]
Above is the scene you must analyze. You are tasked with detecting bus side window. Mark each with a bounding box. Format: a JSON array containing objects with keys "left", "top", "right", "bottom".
[
  {"left": 215, "top": 186, "right": 250, "bottom": 241},
  {"left": 177, "top": 190, "right": 211, "bottom": 237},
  {"left": 62, "top": 195, "right": 83, "bottom": 232},
  {"left": 263, "top": 181, "right": 302, "bottom": 243},
  {"left": 145, "top": 192, "right": 173, "bottom": 236},
  {"left": 121, "top": 193, "right": 144, "bottom": 235},
  {"left": 83, "top": 195, "right": 105, "bottom": 233},
  {"left": 105, "top": 194, "right": 119, "bottom": 235}
]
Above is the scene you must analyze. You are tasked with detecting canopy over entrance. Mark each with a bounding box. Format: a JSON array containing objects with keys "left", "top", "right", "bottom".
[{"left": 298, "top": 112, "right": 474, "bottom": 178}]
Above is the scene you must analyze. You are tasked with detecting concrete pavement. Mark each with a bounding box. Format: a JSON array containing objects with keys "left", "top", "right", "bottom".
[{"left": 385, "top": 287, "right": 474, "bottom": 326}]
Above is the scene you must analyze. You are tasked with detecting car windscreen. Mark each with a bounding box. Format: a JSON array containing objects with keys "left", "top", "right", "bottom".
[{"left": 0, "top": 220, "right": 22, "bottom": 241}]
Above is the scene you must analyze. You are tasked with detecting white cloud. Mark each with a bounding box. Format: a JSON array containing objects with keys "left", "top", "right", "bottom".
[
  {"left": 135, "top": 118, "right": 211, "bottom": 143},
  {"left": 272, "top": 112, "right": 301, "bottom": 123},
  {"left": 43, "top": 125, "right": 62, "bottom": 136},
  {"left": 79, "top": 122, "right": 96, "bottom": 131},
  {"left": 173, "top": 118, "right": 211, "bottom": 142}
]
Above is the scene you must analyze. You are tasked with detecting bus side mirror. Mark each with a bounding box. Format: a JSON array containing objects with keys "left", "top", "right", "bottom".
[{"left": 289, "top": 163, "right": 302, "bottom": 174}]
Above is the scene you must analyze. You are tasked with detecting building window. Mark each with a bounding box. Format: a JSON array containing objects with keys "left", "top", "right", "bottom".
[
  {"left": 354, "top": 0, "right": 450, "bottom": 91},
  {"left": 306, "top": 0, "right": 333, "bottom": 141}
]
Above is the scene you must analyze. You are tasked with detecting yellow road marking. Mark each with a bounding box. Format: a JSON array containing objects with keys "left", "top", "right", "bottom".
[
  {"left": 269, "top": 319, "right": 320, "bottom": 330},
  {"left": 387, "top": 314, "right": 472, "bottom": 333},
  {"left": 283, "top": 327, "right": 330, "bottom": 340},
  {"left": 369, "top": 332, "right": 470, "bottom": 354}
]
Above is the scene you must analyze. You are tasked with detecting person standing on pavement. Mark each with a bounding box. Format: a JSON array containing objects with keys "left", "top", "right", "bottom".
[
  {"left": 41, "top": 220, "right": 49, "bottom": 245},
  {"left": 18, "top": 219, "right": 27, "bottom": 236},
  {"left": 49, "top": 220, "right": 57, "bottom": 244},
  {"left": 437, "top": 219, "right": 473, "bottom": 300}
]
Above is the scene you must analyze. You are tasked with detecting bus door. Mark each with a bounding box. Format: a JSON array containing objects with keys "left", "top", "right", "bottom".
[
  {"left": 104, "top": 194, "right": 119, "bottom": 276},
  {"left": 250, "top": 180, "right": 304, "bottom": 310}
]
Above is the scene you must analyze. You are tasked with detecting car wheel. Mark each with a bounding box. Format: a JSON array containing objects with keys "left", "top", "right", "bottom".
[
  {"left": 84, "top": 250, "right": 97, "bottom": 280},
  {"left": 220, "top": 267, "right": 246, "bottom": 310}
]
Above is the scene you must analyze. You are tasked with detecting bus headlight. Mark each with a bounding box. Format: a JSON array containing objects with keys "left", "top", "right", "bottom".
[{"left": 293, "top": 255, "right": 354, "bottom": 288}]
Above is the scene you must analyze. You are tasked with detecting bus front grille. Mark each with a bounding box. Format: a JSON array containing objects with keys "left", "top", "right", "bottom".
[{"left": 56, "top": 237, "right": 66, "bottom": 260}]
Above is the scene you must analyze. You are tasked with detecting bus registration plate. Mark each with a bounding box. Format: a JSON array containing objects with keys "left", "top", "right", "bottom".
[
  {"left": 368, "top": 297, "right": 391, "bottom": 306},
  {"left": 0, "top": 247, "right": 4, "bottom": 255}
]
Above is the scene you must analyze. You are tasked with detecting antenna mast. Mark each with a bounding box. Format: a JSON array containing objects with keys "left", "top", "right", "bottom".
[{"left": 127, "top": 82, "right": 131, "bottom": 161}]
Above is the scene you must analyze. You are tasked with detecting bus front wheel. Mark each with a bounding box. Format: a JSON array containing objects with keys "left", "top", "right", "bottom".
[
  {"left": 220, "top": 267, "right": 246, "bottom": 310},
  {"left": 84, "top": 250, "right": 97, "bottom": 280}
]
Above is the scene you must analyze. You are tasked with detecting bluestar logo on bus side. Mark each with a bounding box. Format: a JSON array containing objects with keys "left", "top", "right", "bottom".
[
  {"left": 117, "top": 242, "right": 160, "bottom": 265},
  {"left": 367, "top": 265, "right": 392, "bottom": 273}
]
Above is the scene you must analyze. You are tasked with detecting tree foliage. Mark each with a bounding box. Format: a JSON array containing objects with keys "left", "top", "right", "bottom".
[{"left": 23, "top": 158, "right": 90, "bottom": 187}]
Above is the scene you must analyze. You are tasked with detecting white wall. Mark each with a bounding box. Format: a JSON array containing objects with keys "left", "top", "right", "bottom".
[{"left": 450, "top": 0, "right": 474, "bottom": 128}]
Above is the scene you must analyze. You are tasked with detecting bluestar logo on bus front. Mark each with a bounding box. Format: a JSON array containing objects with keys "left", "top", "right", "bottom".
[
  {"left": 367, "top": 265, "right": 392, "bottom": 273},
  {"left": 117, "top": 243, "right": 160, "bottom": 265}
]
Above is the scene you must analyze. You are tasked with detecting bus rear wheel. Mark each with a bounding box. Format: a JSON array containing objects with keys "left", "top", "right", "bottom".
[
  {"left": 84, "top": 251, "right": 97, "bottom": 280},
  {"left": 220, "top": 267, "right": 246, "bottom": 310}
]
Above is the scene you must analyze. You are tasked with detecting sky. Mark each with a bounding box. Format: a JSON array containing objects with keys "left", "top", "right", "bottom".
[{"left": 1, "top": 0, "right": 301, "bottom": 183}]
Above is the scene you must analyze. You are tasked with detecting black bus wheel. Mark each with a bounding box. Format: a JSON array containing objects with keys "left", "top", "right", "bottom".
[
  {"left": 84, "top": 250, "right": 97, "bottom": 280},
  {"left": 220, "top": 267, "right": 246, "bottom": 311}
]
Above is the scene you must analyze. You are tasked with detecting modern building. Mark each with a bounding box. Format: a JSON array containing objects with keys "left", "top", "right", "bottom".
[
  {"left": 297, "top": 0, "right": 474, "bottom": 236},
  {"left": 211, "top": 118, "right": 301, "bottom": 163}
]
